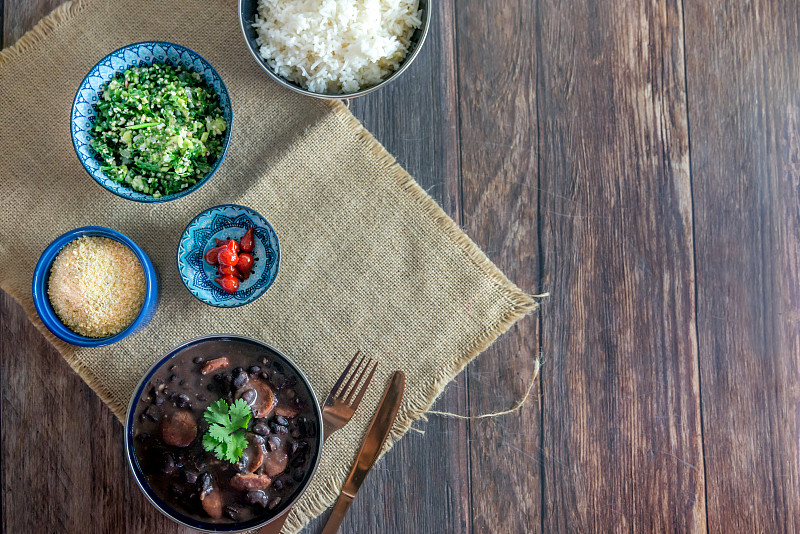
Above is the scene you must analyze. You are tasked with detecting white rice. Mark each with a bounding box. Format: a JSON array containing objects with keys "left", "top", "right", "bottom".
[{"left": 253, "top": 0, "right": 423, "bottom": 94}]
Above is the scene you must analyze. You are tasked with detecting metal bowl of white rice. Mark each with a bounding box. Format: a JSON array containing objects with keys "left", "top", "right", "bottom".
[{"left": 239, "top": 0, "right": 431, "bottom": 99}]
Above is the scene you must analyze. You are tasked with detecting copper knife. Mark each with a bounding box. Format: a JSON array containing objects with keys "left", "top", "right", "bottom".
[{"left": 320, "top": 370, "right": 406, "bottom": 534}]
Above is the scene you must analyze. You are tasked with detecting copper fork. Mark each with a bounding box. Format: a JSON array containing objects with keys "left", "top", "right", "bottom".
[
  {"left": 259, "top": 351, "right": 377, "bottom": 534},
  {"left": 322, "top": 351, "right": 378, "bottom": 442}
]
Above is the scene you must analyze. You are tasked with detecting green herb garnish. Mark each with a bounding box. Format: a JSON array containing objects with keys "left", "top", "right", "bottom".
[
  {"left": 201, "top": 399, "right": 251, "bottom": 463},
  {"left": 90, "top": 63, "right": 227, "bottom": 198}
]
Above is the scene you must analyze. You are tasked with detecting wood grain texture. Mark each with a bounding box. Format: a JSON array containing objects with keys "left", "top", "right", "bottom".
[
  {"left": 537, "top": 0, "right": 705, "bottom": 531},
  {"left": 6, "top": 0, "right": 800, "bottom": 532},
  {"left": 455, "top": 0, "right": 542, "bottom": 532},
  {"left": 2, "top": 0, "right": 62, "bottom": 45},
  {"left": 311, "top": 1, "right": 470, "bottom": 532},
  {"left": 1, "top": 292, "right": 189, "bottom": 533},
  {"left": 684, "top": 1, "right": 800, "bottom": 531}
]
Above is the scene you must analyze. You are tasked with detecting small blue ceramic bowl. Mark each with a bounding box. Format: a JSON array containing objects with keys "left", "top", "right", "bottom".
[
  {"left": 32, "top": 226, "right": 159, "bottom": 347},
  {"left": 71, "top": 41, "right": 233, "bottom": 203},
  {"left": 177, "top": 204, "right": 280, "bottom": 307}
]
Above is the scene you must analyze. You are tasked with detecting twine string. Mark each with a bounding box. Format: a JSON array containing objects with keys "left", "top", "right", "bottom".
[
  {"left": 426, "top": 357, "right": 540, "bottom": 420},
  {"left": 426, "top": 292, "right": 547, "bottom": 420}
]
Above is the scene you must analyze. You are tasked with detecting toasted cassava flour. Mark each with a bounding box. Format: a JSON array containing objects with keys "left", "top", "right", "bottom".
[
  {"left": 253, "top": 0, "right": 423, "bottom": 94},
  {"left": 48, "top": 236, "right": 146, "bottom": 337}
]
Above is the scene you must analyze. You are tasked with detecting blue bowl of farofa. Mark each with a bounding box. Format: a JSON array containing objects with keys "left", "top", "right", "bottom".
[{"left": 32, "top": 226, "right": 159, "bottom": 347}]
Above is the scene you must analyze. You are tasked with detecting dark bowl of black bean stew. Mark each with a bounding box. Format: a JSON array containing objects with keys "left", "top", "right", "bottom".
[{"left": 125, "top": 335, "right": 322, "bottom": 532}]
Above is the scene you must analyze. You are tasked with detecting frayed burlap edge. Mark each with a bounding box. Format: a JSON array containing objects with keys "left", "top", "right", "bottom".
[
  {"left": 0, "top": 0, "right": 89, "bottom": 68},
  {"left": 276, "top": 102, "right": 539, "bottom": 533},
  {"left": 0, "top": 277, "right": 129, "bottom": 418},
  {"left": 0, "top": 3, "right": 541, "bottom": 533}
]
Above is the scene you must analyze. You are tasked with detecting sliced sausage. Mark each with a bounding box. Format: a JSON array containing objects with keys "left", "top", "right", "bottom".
[
  {"left": 245, "top": 438, "right": 265, "bottom": 473},
  {"left": 252, "top": 379, "right": 276, "bottom": 418},
  {"left": 230, "top": 473, "right": 272, "bottom": 492},
  {"left": 235, "top": 378, "right": 275, "bottom": 419},
  {"left": 262, "top": 447, "right": 288, "bottom": 477},
  {"left": 161, "top": 410, "right": 197, "bottom": 447},
  {"left": 274, "top": 404, "right": 299, "bottom": 418},
  {"left": 201, "top": 357, "right": 230, "bottom": 375},
  {"left": 200, "top": 488, "right": 224, "bottom": 519}
]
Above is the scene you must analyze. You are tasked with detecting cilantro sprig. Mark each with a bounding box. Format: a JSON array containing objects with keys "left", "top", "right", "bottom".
[{"left": 202, "top": 399, "right": 251, "bottom": 463}]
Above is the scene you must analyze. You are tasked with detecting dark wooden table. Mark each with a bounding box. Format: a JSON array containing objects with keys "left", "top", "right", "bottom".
[{"left": 3, "top": 0, "right": 799, "bottom": 532}]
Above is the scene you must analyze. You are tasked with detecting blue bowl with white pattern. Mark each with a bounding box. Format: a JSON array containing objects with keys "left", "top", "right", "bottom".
[
  {"left": 177, "top": 205, "right": 280, "bottom": 307},
  {"left": 71, "top": 42, "right": 233, "bottom": 203}
]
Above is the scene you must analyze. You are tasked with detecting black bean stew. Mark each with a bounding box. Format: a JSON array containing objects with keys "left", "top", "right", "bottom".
[{"left": 130, "top": 338, "right": 320, "bottom": 526}]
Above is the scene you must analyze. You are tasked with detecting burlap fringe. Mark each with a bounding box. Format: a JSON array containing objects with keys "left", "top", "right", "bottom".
[
  {"left": 0, "top": 0, "right": 89, "bottom": 68},
  {"left": 278, "top": 102, "right": 547, "bottom": 533},
  {"left": 429, "top": 295, "right": 548, "bottom": 420},
  {"left": 1, "top": 6, "right": 545, "bottom": 532},
  {"left": 428, "top": 357, "right": 541, "bottom": 420},
  {"left": 0, "top": 2, "right": 125, "bottom": 423}
]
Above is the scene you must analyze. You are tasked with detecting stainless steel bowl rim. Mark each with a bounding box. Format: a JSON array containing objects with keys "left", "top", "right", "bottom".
[
  {"left": 124, "top": 334, "right": 324, "bottom": 533},
  {"left": 238, "top": 0, "right": 432, "bottom": 99}
]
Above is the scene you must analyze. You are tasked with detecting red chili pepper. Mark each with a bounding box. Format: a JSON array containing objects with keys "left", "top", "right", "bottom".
[
  {"left": 235, "top": 266, "right": 249, "bottom": 281},
  {"left": 214, "top": 238, "right": 240, "bottom": 254},
  {"left": 237, "top": 253, "right": 254, "bottom": 277},
  {"left": 217, "top": 240, "right": 238, "bottom": 266},
  {"left": 240, "top": 227, "right": 255, "bottom": 252},
  {"left": 214, "top": 275, "right": 239, "bottom": 293},
  {"left": 218, "top": 264, "right": 237, "bottom": 276},
  {"left": 204, "top": 246, "right": 224, "bottom": 266}
]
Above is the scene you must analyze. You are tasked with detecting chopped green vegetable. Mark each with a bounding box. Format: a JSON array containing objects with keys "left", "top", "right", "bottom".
[
  {"left": 89, "top": 63, "right": 227, "bottom": 198},
  {"left": 202, "top": 398, "right": 251, "bottom": 463}
]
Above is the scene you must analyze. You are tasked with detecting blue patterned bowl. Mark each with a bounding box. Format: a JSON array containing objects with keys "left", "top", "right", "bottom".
[
  {"left": 71, "top": 42, "right": 233, "bottom": 202},
  {"left": 177, "top": 205, "right": 280, "bottom": 307}
]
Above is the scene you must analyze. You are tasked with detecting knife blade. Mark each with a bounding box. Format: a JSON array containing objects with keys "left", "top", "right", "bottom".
[{"left": 320, "top": 370, "right": 405, "bottom": 534}]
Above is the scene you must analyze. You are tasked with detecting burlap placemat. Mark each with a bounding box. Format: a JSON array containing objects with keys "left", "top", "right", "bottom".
[{"left": 0, "top": 1, "right": 537, "bottom": 531}]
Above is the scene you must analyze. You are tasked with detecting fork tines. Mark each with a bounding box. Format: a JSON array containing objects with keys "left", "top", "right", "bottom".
[{"left": 333, "top": 351, "right": 378, "bottom": 410}]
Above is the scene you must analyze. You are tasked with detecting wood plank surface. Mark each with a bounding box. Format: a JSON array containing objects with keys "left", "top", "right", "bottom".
[
  {"left": 455, "top": 1, "right": 542, "bottom": 533},
  {"left": 684, "top": 1, "right": 800, "bottom": 531},
  {"left": 1, "top": 1, "right": 473, "bottom": 533},
  {"left": 5, "top": 0, "right": 800, "bottom": 533},
  {"left": 2, "top": 0, "right": 60, "bottom": 44},
  {"left": 311, "top": 0, "right": 471, "bottom": 532},
  {"left": 536, "top": 0, "right": 705, "bottom": 531}
]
